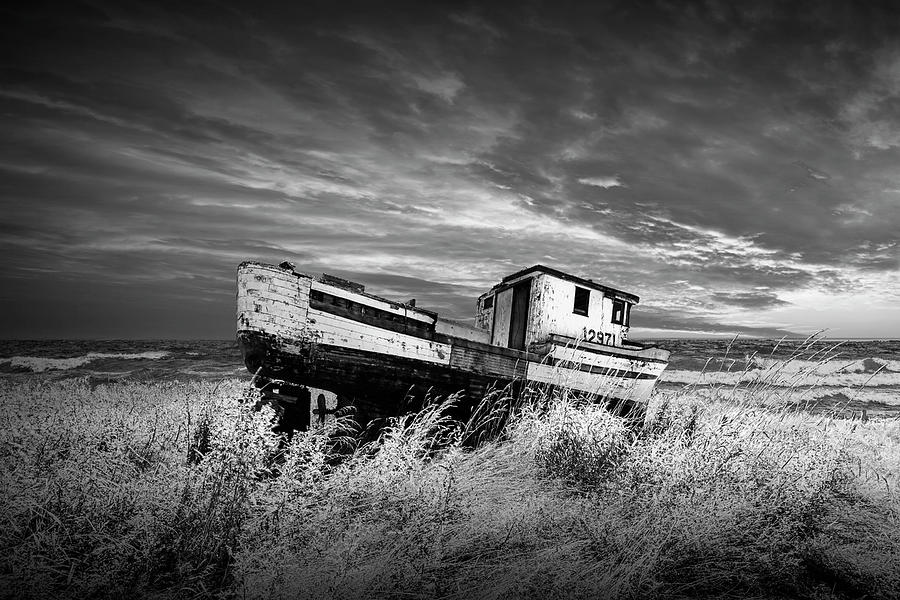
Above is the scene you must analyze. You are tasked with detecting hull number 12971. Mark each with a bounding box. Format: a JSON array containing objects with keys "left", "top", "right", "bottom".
[{"left": 583, "top": 327, "right": 616, "bottom": 346}]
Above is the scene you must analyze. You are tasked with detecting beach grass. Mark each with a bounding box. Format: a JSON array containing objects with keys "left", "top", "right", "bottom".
[{"left": 1, "top": 375, "right": 898, "bottom": 599}]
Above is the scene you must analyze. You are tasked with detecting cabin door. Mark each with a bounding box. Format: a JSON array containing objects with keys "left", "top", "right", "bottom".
[{"left": 508, "top": 279, "right": 531, "bottom": 350}]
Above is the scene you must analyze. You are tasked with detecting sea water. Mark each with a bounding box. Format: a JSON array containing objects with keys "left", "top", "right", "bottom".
[
  {"left": 2, "top": 338, "right": 898, "bottom": 416},
  {"left": 652, "top": 337, "right": 900, "bottom": 416}
]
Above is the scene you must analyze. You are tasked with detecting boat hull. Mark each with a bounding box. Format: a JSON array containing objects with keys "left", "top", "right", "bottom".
[
  {"left": 236, "top": 261, "right": 669, "bottom": 428},
  {"left": 239, "top": 329, "right": 515, "bottom": 421}
]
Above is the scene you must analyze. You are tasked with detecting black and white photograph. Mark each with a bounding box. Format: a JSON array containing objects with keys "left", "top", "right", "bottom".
[{"left": 2, "top": 1, "right": 899, "bottom": 598}]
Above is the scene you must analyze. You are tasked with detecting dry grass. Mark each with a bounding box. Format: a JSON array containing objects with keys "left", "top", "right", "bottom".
[
  {"left": 0, "top": 379, "right": 279, "bottom": 599},
  {"left": 1, "top": 368, "right": 898, "bottom": 599}
]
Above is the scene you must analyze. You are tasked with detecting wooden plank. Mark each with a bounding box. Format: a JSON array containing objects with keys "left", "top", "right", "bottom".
[
  {"left": 244, "top": 299, "right": 305, "bottom": 321},
  {"left": 438, "top": 335, "right": 539, "bottom": 361},
  {"left": 311, "top": 280, "right": 435, "bottom": 324},
  {"left": 526, "top": 362, "right": 644, "bottom": 398},
  {"left": 259, "top": 341, "right": 524, "bottom": 421},
  {"left": 238, "top": 265, "right": 309, "bottom": 293},
  {"left": 449, "top": 344, "right": 523, "bottom": 379},
  {"left": 320, "top": 273, "right": 365, "bottom": 293},
  {"left": 266, "top": 281, "right": 304, "bottom": 299},
  {"left": 314, "top": 325, "right": 445, "bottom": 363},
  {"left": 308, "top": 308, "right": 451, "bottom": 365},
  {"left": 246, "top": 312, "right": 306, "bottom": 336},
  {"left": 237, "top": 265, "right": 311, "bottom": 337},
  {"left": 548, "top": 345, "right": 665, "bottom": 377},
  {"left": 543, "top": 335, "right": 670, "bottom": 363},
  {"left": 310, "top": 289, "right": 435, "bottom": 337},
  {"left": 492, "top": 288, "right": 513, "bottom": 347},
  {"left": 475, "top": 292, "right": 494, "bottom": 330},
  {"left": 435, "top": 319, "right": 491, "bottom": 344}
]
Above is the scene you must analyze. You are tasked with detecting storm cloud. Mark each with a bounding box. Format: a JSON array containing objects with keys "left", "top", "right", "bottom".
[{"left": 1, "top": 0, "right": 899, "bottom": 338}]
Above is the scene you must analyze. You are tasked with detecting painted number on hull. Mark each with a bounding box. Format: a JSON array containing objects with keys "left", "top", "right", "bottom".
[{"left": 583, "top": 327, "right": 615, "bottom": 345}]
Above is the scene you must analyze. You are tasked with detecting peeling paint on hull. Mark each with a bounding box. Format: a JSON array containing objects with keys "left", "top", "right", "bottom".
[{"left": 236, "top": 261, "right": 670, "bottom": 426}]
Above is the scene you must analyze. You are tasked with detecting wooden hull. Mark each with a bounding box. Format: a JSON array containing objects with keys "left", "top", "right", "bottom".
[
  {"left": 236, "top": 262, "right": 669, "bottom": 426},
  {"left": 238, "top": 329, "right": 520, "bottom": 423}
]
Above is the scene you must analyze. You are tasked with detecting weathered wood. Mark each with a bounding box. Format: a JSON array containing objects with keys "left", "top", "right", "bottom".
[
  {"left": 508, "top": 280, "right": 531, "bottom": 350},
  {"left": 308, "top": 308, "right": 451, "bottom": 364},
  {"left": 543, "top": 334, "right": 670, "bottom": 363},
  {"left": 241, "top": 329, "right": 646, "bottom": 427},
  {"left": 311, "top": 280, "right": 436, "bottom": 324},
  {"left": 529, "top": 273, "right": 630, "bottom": 347},
  {"left": 525, "top": 361, "right": 656, "bottom": 400},
  {"left": 236, "top": 264, "right": 310, "bottom": 336},
  {"left": 310, "top": 289, "right": 435, "bottom": 337},
  {"left": 320, "top": 273, "right": 365, "bottom": 293},
  {"left": 435, "top": 318, "right": 491, "bottom": 344},
  {"left": 236, "top": 261, "right": 671, "bottom": 430},
  {"left": 491, "top": 287, "right": 514, "bottom": 347},
  {"left": 449, "top": 343, "right": 525, "bottom": 379},
  {"left": 497, "top": 264, "right": 639, "bottom": 303}
]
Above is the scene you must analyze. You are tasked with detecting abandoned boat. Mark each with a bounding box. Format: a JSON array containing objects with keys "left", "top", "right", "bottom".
[{"left": 236, "top": 262, "right": 669, "bottom": 429}]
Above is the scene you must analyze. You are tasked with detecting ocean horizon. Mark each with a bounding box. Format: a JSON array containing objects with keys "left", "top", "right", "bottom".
[{"left": 2, "top": 337, "right": 898, "bottom": 417}]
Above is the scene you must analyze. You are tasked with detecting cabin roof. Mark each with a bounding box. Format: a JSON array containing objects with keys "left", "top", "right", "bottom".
[{"left": 497, "top": 264, "right": 640, "bottom": 304}]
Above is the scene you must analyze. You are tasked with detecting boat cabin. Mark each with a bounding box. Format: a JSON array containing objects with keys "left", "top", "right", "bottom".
[{"left": 474, "top": 265, "right": 639, "bottom": 351}]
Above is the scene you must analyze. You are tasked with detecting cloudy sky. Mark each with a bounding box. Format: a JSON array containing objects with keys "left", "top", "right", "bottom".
[{"left": 2, "top": 1, "right": 899, "bottom": 339}]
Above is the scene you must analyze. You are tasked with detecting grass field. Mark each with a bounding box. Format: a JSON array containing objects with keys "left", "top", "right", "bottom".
[{"left": 1, "top": 374, "right": 898, "bottom": 599}]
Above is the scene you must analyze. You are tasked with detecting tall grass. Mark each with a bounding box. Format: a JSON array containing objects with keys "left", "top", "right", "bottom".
[
  {"left": 1, "top": 365, "right": 898, "bottom": 599},
  {"left": 0, "top": 379, "right": 279, "bottom": 598}
]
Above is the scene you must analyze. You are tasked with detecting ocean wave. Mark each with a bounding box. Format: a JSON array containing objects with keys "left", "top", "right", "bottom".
[
  {"left": 804, "top": 387, "right": 900, "bottom": 407},
  {"left": 177, "top": 367, "right": 249, "bottom": 377},
  {"left": 655, "top": 384, "right": 900, "bottom": 414},
  {"left": 660, "top": 355, "right": 900, "bottom": 387},
  {"left": 748, "top": 356, "right": 900, "bottom": 374},
  {"left": 660, "top": 364, "right": 900, "bottom": 388},
  {"left": 0, "top": 351, "right": 170, "bottom": 373}
]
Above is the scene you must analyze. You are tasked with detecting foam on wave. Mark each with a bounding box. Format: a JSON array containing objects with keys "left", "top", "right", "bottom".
[
  {"left": 660, "top": 355, "right": 900, "bottom": 388},
  {"left": 804, "top": 386, "right": 900, "bottom": 406},
  {"left": 656, "top": 383, "right": 900, "bottom": 413},
  {"left": 0, "top": 351, "right": 171, "bottom": 373},
  {"left": 748, "top": 356, "right": 900, "bottom": 374}
]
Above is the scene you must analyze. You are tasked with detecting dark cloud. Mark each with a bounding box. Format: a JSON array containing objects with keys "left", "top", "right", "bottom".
[
  {"left": 710, "top": 291, "right": 790, "bottom": 310},
  {"left": 630, "top": 307, "right": 798, "bottom": 340},
  {"left": 1, "top": 0, "right": 899, "bottom": 338}
]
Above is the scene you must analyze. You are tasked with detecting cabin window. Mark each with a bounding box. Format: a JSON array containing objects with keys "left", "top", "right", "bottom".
[
  {"left": 482, "top": 295, "right": 494, "bottom": 310},
  {"left": 612, "top": 299, "right": 629, "bottom": 325},
  {"left": 573, "top": 286, "right": 590, "bottom": 316}
]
